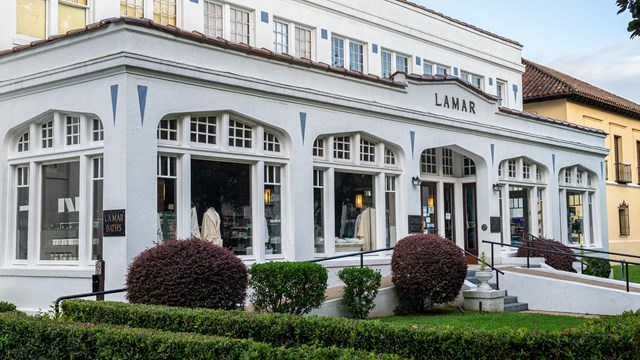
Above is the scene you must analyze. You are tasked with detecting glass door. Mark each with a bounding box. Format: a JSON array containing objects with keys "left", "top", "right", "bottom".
[
  {"left": 463, "top": 183, "right": 478, "bottom": 257},
  {"left": 420, "top": 182, "right": 437, "bottom": 234},
  {"left": 443, "top": 183, "right": 455, "bottom": 241},
  {"left": 509, "top": 187, "right": 529, "bottom": 245}
]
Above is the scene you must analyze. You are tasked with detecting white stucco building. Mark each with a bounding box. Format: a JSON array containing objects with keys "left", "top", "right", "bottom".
[{"left": 1, "top": 0, "right": 608, "bottom": 312}]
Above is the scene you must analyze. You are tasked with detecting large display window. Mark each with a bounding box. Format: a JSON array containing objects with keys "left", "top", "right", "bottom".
[
  {"left": 334, "top": 172, "right": 376, "bottom": 252},
  {"left": 16, "top": 166, "right": 29, "bottom": 260}
]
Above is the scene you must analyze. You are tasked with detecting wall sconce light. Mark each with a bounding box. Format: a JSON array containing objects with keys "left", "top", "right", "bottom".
[
  {"left": 492, "top": 183, "right": 503, "bottom": 192},
  {"left": 411, "top": 176, "right": 421, "bottom": 187},
  {"left": 355, "top": 194, "right": 363, "bottom": 209},
  {"left": 264, "top": 188, "right": 271, "bottom": 205}
]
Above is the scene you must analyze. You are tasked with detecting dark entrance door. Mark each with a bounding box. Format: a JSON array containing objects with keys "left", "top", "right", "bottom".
[
  {"left": 420, "top": 182, "right": 437, "bottom": 234},
  {"left": 463, "top": 183, "right": 478, "bottom": 263},
  {"left": 443, "top": 183, "right": 455, "bottom": 241}
]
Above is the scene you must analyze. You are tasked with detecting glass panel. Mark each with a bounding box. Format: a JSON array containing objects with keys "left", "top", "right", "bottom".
[
  {"left": 264, "top": 166, "right": 282, "bottom": 255},
  {"left": 348, "top": 41, "right": 364, "bottom": 72},
  {"left": 92, "top": 158, "right": 104, "bottom": 260},
  {"left": 463, "top": 183, "right": 478, "bottom": 255},
  {"left": 273, "top": 20, "right": 289, "bottom": 53},
  {"left": 381, "top": 51, "right": 392, "bottom": 78},
  {"left": 567, "top": 191, "right": 584, "bottom": 245},
  {"left": 509, "top": 186, "right": 529, "bottom": 245},
  {"left": 443, "top": 183, "right": 455, "bottom": 241},
  {"left": 41, "top": 162, "right": 80, "bottom": 261},
  {"left": 385, "top": 176, "right": 397, "bottom": 248},
  {"left": 157, "top": 176, "right": 177, "bottom": 240},
  {"left": 314, "top": 170, "right": 324, "bottom": 253},
  {"left": 295, "top": 26, "right": 312, "bottom": 59},
  {"left": 331, "top": 37, "right": 344, "bottom": 67},
  {"left": 204, "top": 1, "right": 223, "bottom": 37},
  {"left": 191, "top": 160, "right": 252, "bottom": 256},
  {"left": 58, "top": 3, "right": 86, "bottom": 35},
  {"left": 17, "top": 0, "right": 46, "bottom": 39},
  {"left": 537, "top": 188, "right": 544, "bottom": 237},
  {"left": 16, "top": 166, "right": 29, "bottom": 260},
  {"left": 421, "top": 182, "right": 437, "bottom": 235},
  {"left": 588, "top": 193, "right": 595, "bottom": 245},
  {"left": 334, "top": 172, "right": 375, "bottom": 252}
]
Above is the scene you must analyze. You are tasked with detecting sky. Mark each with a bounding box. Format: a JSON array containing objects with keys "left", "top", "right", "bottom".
[{"left": 414, "top": 0, "right": 640, "bottom": 104}]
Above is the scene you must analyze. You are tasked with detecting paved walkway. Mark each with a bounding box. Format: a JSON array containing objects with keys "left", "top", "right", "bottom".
[{"left": 503, "top": 267, "right": 640, "bottom": 293}]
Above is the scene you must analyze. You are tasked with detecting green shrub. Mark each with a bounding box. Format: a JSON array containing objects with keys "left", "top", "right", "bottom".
[
  {"left": 126, "top": 237, "right": 247, "bottom": 310},
  {"left": 249, "top": 261, "right": 327, "bottom": 315},
  {"left": 0, "top": 301, "right": 17, "bottom": 313},
  {"left": 338, "top": 267, "right": 382, "bottom": 319},
  {"left": 516, "top": 237, "right": 576, "bottom": 272},
  {"left": 582, "top": 257, "right": 612, "bottom": 278},
  {"left": 0, "top": 312, "right": 396, "bottom": 359},
  {"left": 61, "top": 300, "right": 640, "bottom": 359},
  {"left": 391, "top": 234, "right": 467, "bottom": 314}
]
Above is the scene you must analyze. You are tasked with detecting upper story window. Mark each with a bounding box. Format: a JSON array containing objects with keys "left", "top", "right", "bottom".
[
  {"left": 273, "top": 19, "right": 313, "bottom": 60},
  {"left": 500, "top": 158, "right": 546, "bottom": 184},
  {"left": 420, "top": 147, "right": 475, "bottom": 178},
  {"left": 204, "top": 1, "right": 223, "bottom": 37},
  {"left": 228, "top": 119, "right": 253, "bottom": 149},
  {"left": 461, "top": 71, "right": 484, "bottom": 90},
  {"left": 332, "top": 36, "right": 366, "bottom": 73},
  {"left": 17, "top": 132, "right": 29, "bottom": 153},
  {"left": 190, "top": 116, "right": 216, "bottom": 145},
  {"left": 295, "top": 26, "right": 312, "bottom": 59},
  {"left": 17, "top": 0, "right": 89, "bottom": 40},
  {"left": 360, "top": 139, "right": 376, "bottom": 163},
  {"left": 65, "top": 115, "right": 81, "bottom": 146},
  {"left": 381, "top": 50, "right": 410, "bottom": 78},
  {"left": 313, "top": 138, "right": 325, "bottom": 158},
  {"left": 333, "top": 136, "right": 351, "bottom": 160},
  {"left": 396, "top": 54, "right": 409, "bottom": 73},
  {"left": 153, "top": 0, "right": 177, "bottom": 26},
  {"left": 424, "top": 61, "right": 449, "bottom": 76},
  {"left": 92, "top": 118, "right": 104, "bottom": 142},
  {"left": 384, "top": 149, "right": 396, "bottom": 166},
  {"left": 264, "top": 132, "right": 281, "bottom": 153},
  {"left": 230, "top": 7, "right": 251, "bottom": 44},
  {"left": 273, "top": 19, "right": 289, "bottom": 53},
  {"left": 559, "top": 166, "right": 594, "bottom": 188},
  {"left": 619, "top": 201, "right": 630, "bottom": 236},
  {"left": 421, "top": 148, "right": 437, "bottom": 174},
  {"left": 121, "top": 0, "right": 144, "bottom": 17},
  {"left": 41, "top": 121, "right": 54, "bottom": 149},
  {"left": 158, "top": 119, "right": 178, "bottom": 141},
  {"left": 381, "top": 50, "right": 393, "bottom": 78},
  {"left": 496, "top": 80, "right": 507, "bottom": 106},
  {"left": 463, "top": 156, "right": 476, "bottom": 176}
]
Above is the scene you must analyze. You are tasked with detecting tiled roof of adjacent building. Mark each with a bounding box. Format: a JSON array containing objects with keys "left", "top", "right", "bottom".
[
  {"left": 522, "top": 58, "right": 640, "bottom": 120},
  {"left": 393, "top": 0, "right": 523, "bottom": 47}
]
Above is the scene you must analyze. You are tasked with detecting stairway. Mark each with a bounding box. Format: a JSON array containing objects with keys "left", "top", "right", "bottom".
[{"left": 466, "top": 270, "right": 528, "bottom": 312}]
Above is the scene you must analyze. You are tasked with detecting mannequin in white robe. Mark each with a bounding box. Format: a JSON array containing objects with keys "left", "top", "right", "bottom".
[{"left": 202, "top": 207, "right": 222, "bottom": 245}]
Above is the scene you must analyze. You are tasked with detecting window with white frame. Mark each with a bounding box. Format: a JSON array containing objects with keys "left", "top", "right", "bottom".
[
  {"left": 381, "top": 50, "right": 393, "bottom": 78},
  {"left": 507, "top": 159, "right": 517, "bottom": 178},
  {"left": 264, "top": 165, "right": 282, "bottom": 255},
  {"left": 442, "top": 148, "right": 453, "bottom": 176},
  {"left": 157, "top": 155, "right": 177, "bottom": 240},
  {"left": 420, "top": 147, "right": 475, "bottom": 178},
  {"left": 92, "top": 119, "right": 104, "bottom": 142},
  {"left": 331, "top": 36, "right": 366, "bottom": 72},
  {"left": 204, "top": 0, "right": 223, "bottom": 37},
  {"left": 423, "top": 61, "right": 449, "bottom": 76},
  {"left": 17, "top": 132, "right": 29, "bottom": 152},
  {"left": 436, "top": 64, "right": 449, "bottom": 76},
  {"left": 313, "top": 138, "right": 325, "bottom": 158},
  {"left": 384, "top": 148, "right": 396, "bottom": 166},
  {"left": 264, "top": 132, "right": 281, "bottom": 153},
  {"left": 496, "top": 80, "right": 507, "bottom": 106},
  {"left": 91, "top": 157, "right": 104, "bottom": 260},
  {"left": 17, "top": 0, "right": 90, "bottom": 40},
  {"left": 333, "top": 136, "right": 351, "bottom": 160},
  {"left": 228, "top": 119, "right": 252, "bottom": 149},
  {"left": 381, "top": 50, "right": 409, "bottom": 78},
  {"left": 523, "top": 162, "right": 531, "bottom": 180},
  {"left": 41, "top": 120, "right": 54, "bottom": 149},
  {"left": 559, "top": 165, "right": 597, "bottom": 246},
  {"left": 396, "top": 54, "right": 408, "bottom": 73},
  {"left": 9, "top": 112, "right": 104, "bottom": 265},
  {"left": 461, "top": 71, "right": 483, "bottom": 89},
  {"left": 273, "top": 19, "right": 289, "bottom": 53},
  {"left": 385, "top": 175, "right": 397, "bottom": 248},
  {"left": 65, "top": 115, "right": 81, "bottom": 146},
  {"left": 313, "top": 169, "right": 324, "bottom": 253},
  {"left": 157, "top": 119, "right": 178, "bottom": 141},
  {"left": 120, "top": 0, "right": 144, "bottom": 17},
  {"left": 360, "top": 139, "right": 376, "bottom": 163},
  {"left": 153, "top": 0, "right": 176, "bottom": 26},
  {"left": 190, "top": 116, "right": 216, "bottom": 145},
  {"left": 230, "top": 7, "right": 250, "bottom": 44},
  {"left": 463, "top": 156, "right": 476, "bottom": 176},
  {"left": 420, "top": 148, "right": 437, "bottom": 174},
  {"left": 295, "top": 26, "right": 312, "bottom": 59}
]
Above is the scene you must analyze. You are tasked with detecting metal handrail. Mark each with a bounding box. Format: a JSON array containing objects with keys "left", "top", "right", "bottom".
[
  {"left": 483, "top": 240, "right": 639, "bottom": 292},
  {"left": 54, "top": 288, "right": 127, "bottom": 314}
]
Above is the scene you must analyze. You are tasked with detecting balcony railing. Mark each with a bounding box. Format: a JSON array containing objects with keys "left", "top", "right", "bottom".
[{"left": 615, "top": 163, "right": 632, "bottom": 183}]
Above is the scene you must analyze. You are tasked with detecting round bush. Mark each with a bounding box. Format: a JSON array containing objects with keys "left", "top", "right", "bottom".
[
  {"left": 391, "top": 234, "right": 467, "bottom": 314},
  {"left": 582, "top": 257, "right": 612, "bottom": 278},
  {"left": 126, "top": 238, "right": 247, "bottom": 309},
  {"left": 338, "top": 267, "right": 382, "bottom": 319},
  {"left": 0, "top": 301, "right": 17, "bottom": 313},
  {"left": 516, "top": 237, "right": 576, "bottom": 272}
]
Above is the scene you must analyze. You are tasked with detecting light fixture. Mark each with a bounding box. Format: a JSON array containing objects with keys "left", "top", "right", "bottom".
[
  {"left": 411, "top": 176, "right": 421, "bottom": 187},
  {"left": 264, "top": 188, "right": 271, "bottom": 205},
  {"left": 355, "top": 194, "right": 363, "bottom": 209},
  {"left": 492, "top": 183, "right": 503, "bottom": 192},
  {"left": 428, "top": 196, "right": 434, "bottom": 207}
]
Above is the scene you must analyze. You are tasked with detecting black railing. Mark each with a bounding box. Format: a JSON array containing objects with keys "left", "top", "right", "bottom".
[
  {"left": 615, "top": 162, "right": 632, "bottom": 183},
  {"left": 308, "top": 245, "right": 505, "bottom": 290},
  {"left": 54, "top": 288, "right": 126, "bottom": 314},
  {"left": 483, "top": 240, "right": 640, "bottom": 292}
]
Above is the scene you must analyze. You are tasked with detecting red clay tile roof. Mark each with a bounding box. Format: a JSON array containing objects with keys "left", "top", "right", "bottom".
[
  {"left": 393, "top": 0, "right": 522, "bottom": 47},
  {"left": 522, "top": 58, "right": 640, "bottom": 120},
  {"left": 499, "top": 107, "right": 605, "bottom": 135}
]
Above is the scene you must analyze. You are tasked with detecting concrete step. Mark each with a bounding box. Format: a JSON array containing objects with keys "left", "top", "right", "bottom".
[
  {"left": 503, "top": 295, "right": 518, "bottom": 305},
  {"left": 504, "top": 302, "right": 529, "bottom": 312}
]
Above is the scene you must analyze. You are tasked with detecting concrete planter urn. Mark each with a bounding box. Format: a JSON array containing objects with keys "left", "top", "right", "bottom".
[{"left": 475, "top": 270, "right": 493, "bottom": 291}]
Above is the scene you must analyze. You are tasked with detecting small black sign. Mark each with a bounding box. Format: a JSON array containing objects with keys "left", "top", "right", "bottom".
[
  {"left": 408, "top": 215, "right": 423, "bottom": 234},
  {"left": 103, "top": 209, "right": 126, "bottom": 237},
  {"left": 490, "top": 217, "right": 501, "bottom": 233}
]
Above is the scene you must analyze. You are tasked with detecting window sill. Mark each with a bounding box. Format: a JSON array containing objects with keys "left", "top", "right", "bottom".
[{"left": 0, "top": 267, "right": 93, "bottom": 278}]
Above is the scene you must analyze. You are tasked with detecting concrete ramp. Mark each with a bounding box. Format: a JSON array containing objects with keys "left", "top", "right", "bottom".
[{"left": 500, "top": 267, "right": 640, "bottom": 315}]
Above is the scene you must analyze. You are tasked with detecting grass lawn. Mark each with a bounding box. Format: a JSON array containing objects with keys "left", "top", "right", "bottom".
[
  {"left": 612, "top": 264, "right": 640, "bottom": 283},
  {"left": 375, "top": 307, "right": 589, "bottom": 332}
]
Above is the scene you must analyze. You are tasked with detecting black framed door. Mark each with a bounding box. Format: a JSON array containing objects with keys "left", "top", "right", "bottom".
[{"left": 463, "top": 183, "right": 478, "bottom": 258}]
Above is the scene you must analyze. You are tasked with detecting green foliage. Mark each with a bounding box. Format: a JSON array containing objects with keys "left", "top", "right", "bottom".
[
  {"left": 126, "top": 237, "right": 248, "bottom": 310},
  {"left": 582, "top": 257, "right": 612, "bottom": 278},
  {"left": 478, "top": 251, "right": 488, "bottom": 271},
  {"left": 0, "top": 301, "right": 17, "bottom": 313},
  {"left": 617, "top": 0, "right": 640, "bottom": 38},
  {"left": 391, "top": 234, "right": 467, "bottom": 314},
  {"left": 248, "top": 261, "right": 327, "bottom": 315},
  {"left": 338, "top": 267, "right": 382, "bottom": 319},
  {"left": 61, "top": 300, "right": 640, "bottom": 359},
  {"left": 0, "top": 312, "right": 395, "bottom": 360},
  {"left": 517, "top": 237, "right": 576, "bottom": 272}
]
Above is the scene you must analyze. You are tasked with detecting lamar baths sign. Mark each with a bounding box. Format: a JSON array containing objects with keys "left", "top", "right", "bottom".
[{"left": 435, "top": 93, "right": 477, "bottom": 114}]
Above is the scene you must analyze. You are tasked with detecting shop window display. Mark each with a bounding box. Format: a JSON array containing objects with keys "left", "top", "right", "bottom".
[
  {"left": 334, "top": 172, "right": 375, "bottom": 252},
  {"left": 313, "top": 169, "right": 324, "bottom": 253},
  {"left": 264, "top": 165, "right": 282, "bottom": 255},
  {"left": 157, "top": 156, "right": 177, "bottom": 240},
  {"left": 16, "top": 166, "right": 29, "bottom": 260}
]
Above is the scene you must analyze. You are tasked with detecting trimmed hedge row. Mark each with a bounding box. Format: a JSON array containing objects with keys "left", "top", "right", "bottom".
[
  {"left": 0, "top": 312, "right": 397, "bottom": 359},
  {"left": 62, "top": 300, "right": 640, "bottom": 359}
]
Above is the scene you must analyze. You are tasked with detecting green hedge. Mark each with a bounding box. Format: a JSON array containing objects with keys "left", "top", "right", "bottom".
[
  {"left": 0, "top": 312, "right": 396, "bottom": 359},
  {"left": 62, "top": 300, "right": 640, "bottom": 359}
]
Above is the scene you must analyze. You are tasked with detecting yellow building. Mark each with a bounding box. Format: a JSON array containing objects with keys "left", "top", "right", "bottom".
[{"left": 523, "top": 59, "right": 640, "bottom": 257}]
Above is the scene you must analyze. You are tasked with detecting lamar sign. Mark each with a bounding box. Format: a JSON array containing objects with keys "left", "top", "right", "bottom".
[{"left": 435, "top": 93, "right": 476, "bottom": 114}]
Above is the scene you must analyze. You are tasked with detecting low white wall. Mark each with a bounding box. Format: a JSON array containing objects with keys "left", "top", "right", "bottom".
[{"left": 500, "top": 268, "right": 640, "bottom": 315}]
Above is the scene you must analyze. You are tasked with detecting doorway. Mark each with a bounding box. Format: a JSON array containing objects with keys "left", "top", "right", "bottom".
[
  {"left": 463, "top": 183, "right": 478, "bottom": 260},
  {"left": 443, "top": 183, "right": 455, "bottom": 241},
  {"left": 509, "top": 187, "right": 529, "bottom": 245},
  {"left": 420, "top": 182, "right": 437, "bottom": 234}
]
